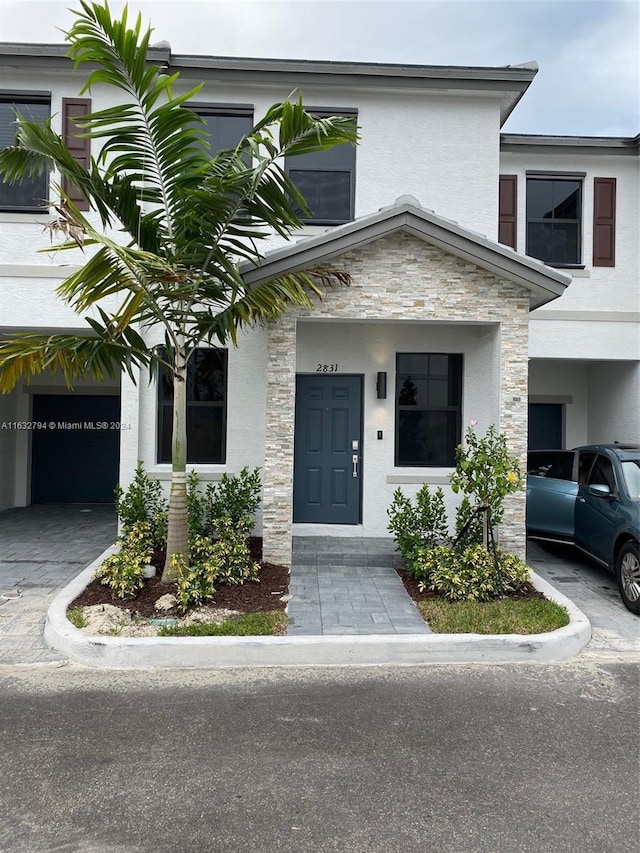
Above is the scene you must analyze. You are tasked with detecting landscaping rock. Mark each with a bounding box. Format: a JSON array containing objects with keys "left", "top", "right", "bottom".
[
  {"left": 183, "top": 606, "right": 241, "bottom": 626},
  {"left": 154, "top": 593, "right": 178, "bottom": 613},
  {"left": 82, "top": 604, "right": 132, "bottom": 634}
]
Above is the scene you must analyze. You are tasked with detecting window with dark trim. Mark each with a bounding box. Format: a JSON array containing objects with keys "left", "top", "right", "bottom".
[
  {"left": 285, "top": 107, "right": 356, "bottom": 225},
  {"left": 0, "top": 94, "right": 50, "bottom": 211},
  {"left": 395, "top": 353, "right": 463, "bottom": 467},
  {"left": 188, "top": 103, "right": 253, "bottom": 157},
  {"left": 157, "top": 348, "right": 228, "bottom": 464},
  {"left": 526, "top": 177, "right": 582, "bottom": 265}
]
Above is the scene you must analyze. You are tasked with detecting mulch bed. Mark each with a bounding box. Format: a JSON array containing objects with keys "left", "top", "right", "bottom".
[
  {"left": 397, "top": 568, "right": 547, "bottom": 605},
  {"left": 70, "top": 537, "right": 290, "bottom": 619}
]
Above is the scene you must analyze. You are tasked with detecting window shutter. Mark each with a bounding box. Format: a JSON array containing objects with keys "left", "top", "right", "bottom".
[
  {"left": 62, "top": 97, "right": 91, "bottom": 211},
  {"left": 498, "top": 174, "right": 517, "bottom": 249},
  {"left": 593, "top": 177, "right": 616, "bottom": 267}
]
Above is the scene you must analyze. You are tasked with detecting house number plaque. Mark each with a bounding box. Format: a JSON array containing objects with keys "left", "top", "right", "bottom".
[{"left": 316, "top": 363, "right": 339, "bottom": 372}]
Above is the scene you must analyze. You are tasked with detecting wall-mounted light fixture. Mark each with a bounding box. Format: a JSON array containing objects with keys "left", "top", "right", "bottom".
[{"left": 376, "top": 371, "right": 387, "bottom": 399}]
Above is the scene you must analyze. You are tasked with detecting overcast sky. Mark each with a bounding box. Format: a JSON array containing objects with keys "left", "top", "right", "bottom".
[{"left": 0, "top": 0, "right": 637, "bottom": 135}]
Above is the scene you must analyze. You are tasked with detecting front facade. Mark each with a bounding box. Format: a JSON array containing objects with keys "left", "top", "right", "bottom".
[{"left": 0, "top": 45, "right": 637, "bottom": 564}]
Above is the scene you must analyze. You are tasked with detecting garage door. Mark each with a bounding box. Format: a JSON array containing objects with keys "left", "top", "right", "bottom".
[{"left": 31, "top": 395, "right": 121, "bottom": 503}]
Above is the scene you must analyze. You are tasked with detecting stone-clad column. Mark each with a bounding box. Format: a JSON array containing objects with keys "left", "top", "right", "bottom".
[
  {"left": 262, "top": 315, "right": 297, "bottom": 566},
  {"left": 498, "top": 312, "right": 529, "bottom": 559}
]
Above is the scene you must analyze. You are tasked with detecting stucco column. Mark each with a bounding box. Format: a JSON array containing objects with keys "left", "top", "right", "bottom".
[
  {"left": 498, "top": 312, "right": 529, "bottom": 559},
  {"left": 262, "top": 315, "right": 297, "bottom": 566}
]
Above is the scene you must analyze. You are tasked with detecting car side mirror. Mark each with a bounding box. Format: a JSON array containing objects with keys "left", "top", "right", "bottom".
[{"left": 588, "top": 483, "right": 611, "bottom": 498}]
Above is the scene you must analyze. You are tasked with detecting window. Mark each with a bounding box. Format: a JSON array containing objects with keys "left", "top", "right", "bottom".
[
  {"left": 157, "top": 348, "right": 227, "bottom": 464},
  {"left": 0, "top": 94, "right": 50, "bottom": 211},
  {"left": 526, "top": 176, "right": 582, "bottom": 265},
  {"left": 285, "top": 108, "right": 356, "bottom": 225},
  {"left": 188, "top": 104, "right": 253, "bottom": 156},
  {"left": 587, "top": 454, "right": 617, "bottom": 493},
  {"left": 395, "top": 353, "right": 463, "bottom": 467}
]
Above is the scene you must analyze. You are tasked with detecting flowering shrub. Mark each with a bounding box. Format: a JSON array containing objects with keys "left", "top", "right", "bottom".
[{"left": 449, "top": 423, "right": 523, "bottom": 548}]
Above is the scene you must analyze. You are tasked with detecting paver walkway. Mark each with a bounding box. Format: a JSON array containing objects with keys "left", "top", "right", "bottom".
[
  {"left": 288, "top": 537, "right": 432, "bottom": 635},
  {"left": 0, "top": 505, "right": 117, "bottom": 663}
]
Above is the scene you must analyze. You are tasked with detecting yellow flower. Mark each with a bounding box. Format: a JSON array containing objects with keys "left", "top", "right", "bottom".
[{"left": 507, "top": 471, "right": 518, "bottom": 484}]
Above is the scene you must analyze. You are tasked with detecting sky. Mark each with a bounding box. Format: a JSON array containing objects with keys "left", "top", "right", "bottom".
[{"left": 0, "top": 0, "right": 638, "bottom": 135}]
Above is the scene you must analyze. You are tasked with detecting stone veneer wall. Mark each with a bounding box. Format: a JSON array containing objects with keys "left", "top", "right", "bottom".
[{"left": 263, "top": 232, "right": 529, "bottom": 565}]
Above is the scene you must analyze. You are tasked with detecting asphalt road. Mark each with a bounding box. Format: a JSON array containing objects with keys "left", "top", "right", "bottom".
[{"left": 1, "top": 661, "right": 638, "bottom": 853}]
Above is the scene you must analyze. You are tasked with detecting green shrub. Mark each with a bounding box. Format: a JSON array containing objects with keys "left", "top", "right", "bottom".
[
  {"left": 187, "top": 469, "right": 207, "bottom": 540},
  {"left": 205, "top": 467, "right": 262, "bottom": 534},
  {"left": 94, "top": 521, "right": 153, "bottom": 600},
  {"left": 387, "top": 484, "right": 449, "bottom": 573},
  {"left": 173, "top": 551, "right": 218, "bottom": 613},
  {"left": 454, "top": 495, "right": 483, "bottom": 550},
  {"left": 207, "top": 516, "right": 260, "bottom": 586},
  {"left": 114, "top": 461, "right": 168, "bottom": 549},
  {"left": 416, "top": 544, "right": 529, "bottom": 602}
]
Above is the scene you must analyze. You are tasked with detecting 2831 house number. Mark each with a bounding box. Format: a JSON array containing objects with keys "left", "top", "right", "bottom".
[{"left": 316, "top": 363, "right": 339, "bottom": 372}]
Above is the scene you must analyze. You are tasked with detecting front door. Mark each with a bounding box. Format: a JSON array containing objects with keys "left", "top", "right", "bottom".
[{"left": 293, "top": 374, "right": 362, "bottom": 524}]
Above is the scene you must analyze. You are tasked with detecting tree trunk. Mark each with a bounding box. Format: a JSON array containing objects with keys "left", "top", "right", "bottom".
[
  {"left": 482, "top": 509, "right": 489, "bottom": 551},
  {"left": 162, "top": 346, "right": 189, "bottom": 582}
]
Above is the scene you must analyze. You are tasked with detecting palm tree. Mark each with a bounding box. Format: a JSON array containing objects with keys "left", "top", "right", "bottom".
[{"left": 0, "top": 1, "right": 357, "bottom": 581}]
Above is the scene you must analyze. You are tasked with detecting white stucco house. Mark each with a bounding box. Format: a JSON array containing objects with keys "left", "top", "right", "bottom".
[{"left": 0, "top": 44, "right": 638, "bottom": 565}]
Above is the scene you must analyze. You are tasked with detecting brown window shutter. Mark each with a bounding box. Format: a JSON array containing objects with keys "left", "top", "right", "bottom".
[
  {"left": 62, "top": 97, "right": 91, "bottom": 211},
  {"left": 593, "top": 177, "right": 616, "bottom": 267},
  {"left": 498, "top": 174, "right": 517, "bottom": 249}
]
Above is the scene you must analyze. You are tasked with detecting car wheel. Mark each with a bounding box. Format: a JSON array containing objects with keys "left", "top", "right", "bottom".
[{"left": 615, "top": 542, "right": 640, "bottom": 616}]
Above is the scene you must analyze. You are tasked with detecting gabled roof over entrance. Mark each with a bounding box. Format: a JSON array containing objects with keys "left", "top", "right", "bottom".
[{"left": 241, "top": 195, "right": 571, "bottom": 310}]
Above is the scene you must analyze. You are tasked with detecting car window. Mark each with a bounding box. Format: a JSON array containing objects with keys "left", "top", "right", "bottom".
[
  {"left": 578, "top": 451, "right": 597, "bottom": 485},
  {"left": 527, "top": 451, "right": 574, "bottom": 479},
  {"left": 621, "top": 460, "right": 640, "bottom": 499},
  {"left": 587, "top": 455, "right": 616, "bottom": 492}
]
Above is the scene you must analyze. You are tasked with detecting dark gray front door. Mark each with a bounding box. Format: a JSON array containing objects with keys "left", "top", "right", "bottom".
[
  {"left": 293, "top": 375, "right": 362, "bottom": 524},
  {"left": 529, "top": 403, "right": 563, "bottom": 450}
]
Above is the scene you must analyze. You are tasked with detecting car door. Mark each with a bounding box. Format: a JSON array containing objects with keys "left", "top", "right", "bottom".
[
  {"left": 574, "top": 452, "right": 621, "bottom": 565},
  {"left": 526, "top": 450, "right": 578, "bottom": 539}
]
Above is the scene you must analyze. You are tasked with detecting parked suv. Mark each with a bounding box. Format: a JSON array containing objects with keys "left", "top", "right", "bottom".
[{"left": 527, "top": 444, "right": 640, "bottom": 614}]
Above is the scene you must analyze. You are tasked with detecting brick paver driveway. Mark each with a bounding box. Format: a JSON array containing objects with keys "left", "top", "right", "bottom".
[{"left": 0, "top": 505, "right": 116, "bottom": 663}]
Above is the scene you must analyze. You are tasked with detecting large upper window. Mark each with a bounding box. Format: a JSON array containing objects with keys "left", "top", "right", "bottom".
[
  {"left": 157, "top": 348, "right": 228, "bottom": 464},
  {"left": 285, "top": 108, "right": 356, "bottom": 225},
  {"left": 188, "top": 104, "right": 253, "bottom": 156},
  {"left": 0, "top": 95, "right": 50, "bottom": 211},
  {"left": 526, "top": 177, "right": 582, "bottom": 266},
  {"left": 395, "top": 353, "right": 463, "bottom": 467}
]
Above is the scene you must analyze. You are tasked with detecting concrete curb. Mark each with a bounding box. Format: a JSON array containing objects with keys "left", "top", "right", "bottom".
[{"left": 45, "top": 548, "right": 592, "bottom": 669}]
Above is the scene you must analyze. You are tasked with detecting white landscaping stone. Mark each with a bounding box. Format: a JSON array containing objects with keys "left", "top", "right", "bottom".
[
  {"left": 154, "top": 594, "right": 178, "bottom": 613},
  {"left": 82, "top": 604, "right": 132, "bottom": 634}
]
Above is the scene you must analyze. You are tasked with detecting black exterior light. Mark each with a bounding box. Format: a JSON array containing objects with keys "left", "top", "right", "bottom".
[{"left": 376, "top": 371, "right": 387, "bottom": 399}]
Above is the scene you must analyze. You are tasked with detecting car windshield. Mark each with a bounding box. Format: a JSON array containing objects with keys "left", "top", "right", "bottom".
[{"left": 621, "top": 460, "right": 640, "bottom": 499}]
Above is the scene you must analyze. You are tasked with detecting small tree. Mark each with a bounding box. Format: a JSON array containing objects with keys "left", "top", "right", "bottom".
[
  {"left": 0, "top": 1, "right": 358, "bottom": 581},
  {"left": 449, "top": 422, "right": 522, "bottom": 550}
]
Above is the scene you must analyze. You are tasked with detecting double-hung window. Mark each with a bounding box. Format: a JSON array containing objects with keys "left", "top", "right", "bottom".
[
  {"left": 0, "top": 93, "right": 50, "bottom": 211},
  {"left": 395, "top": 353, "right": 463, "bottom": 467},
  {"left": 526, "top": 174, "right": 583, "bottom": 266},
  {"left": 157, "top": 348, "right": 228, "bottom": 464},
  {"left": 285, "top": 107, "right": 357, "bottom": 225}
]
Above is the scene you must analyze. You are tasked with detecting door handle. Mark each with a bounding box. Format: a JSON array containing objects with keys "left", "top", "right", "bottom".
[
  {"left": 578, "top": 497, "right": 586, "bottom": 503},
  {"left": 352, "top": 454, "right": 358, "bottom": 478}
]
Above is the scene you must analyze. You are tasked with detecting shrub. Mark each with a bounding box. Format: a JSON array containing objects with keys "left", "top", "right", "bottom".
[
  {"left": 94, "top": 521, "right": 153, "bottom": 600},
  {"left": 173, "top": 552, "right": 218, "bottom": 613},
  {"left": 416, "top": 544, "right": 530, "bottom": 602},
  {"left": 114, "top": 461, "right": 168, "bottom": 549},
  {"left": 208, "top": 516, "right": 260, "bottom": 586},
  {"left": 387, "top": 484, "right": 449, "bottom": 573},
  {"left": 205, "top": 467, "right": 262, "bottom": 533},
  {"left": 454, "top": 495, "right": 483, "bottom": 550}
]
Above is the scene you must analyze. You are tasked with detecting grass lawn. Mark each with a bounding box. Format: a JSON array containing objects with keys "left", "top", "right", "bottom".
[
  {"left": 417, "top": 597, "right": 569, "bottom": 634},
  {"left": 158, "top": 611, "right": 287, "bottom": 637}
]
